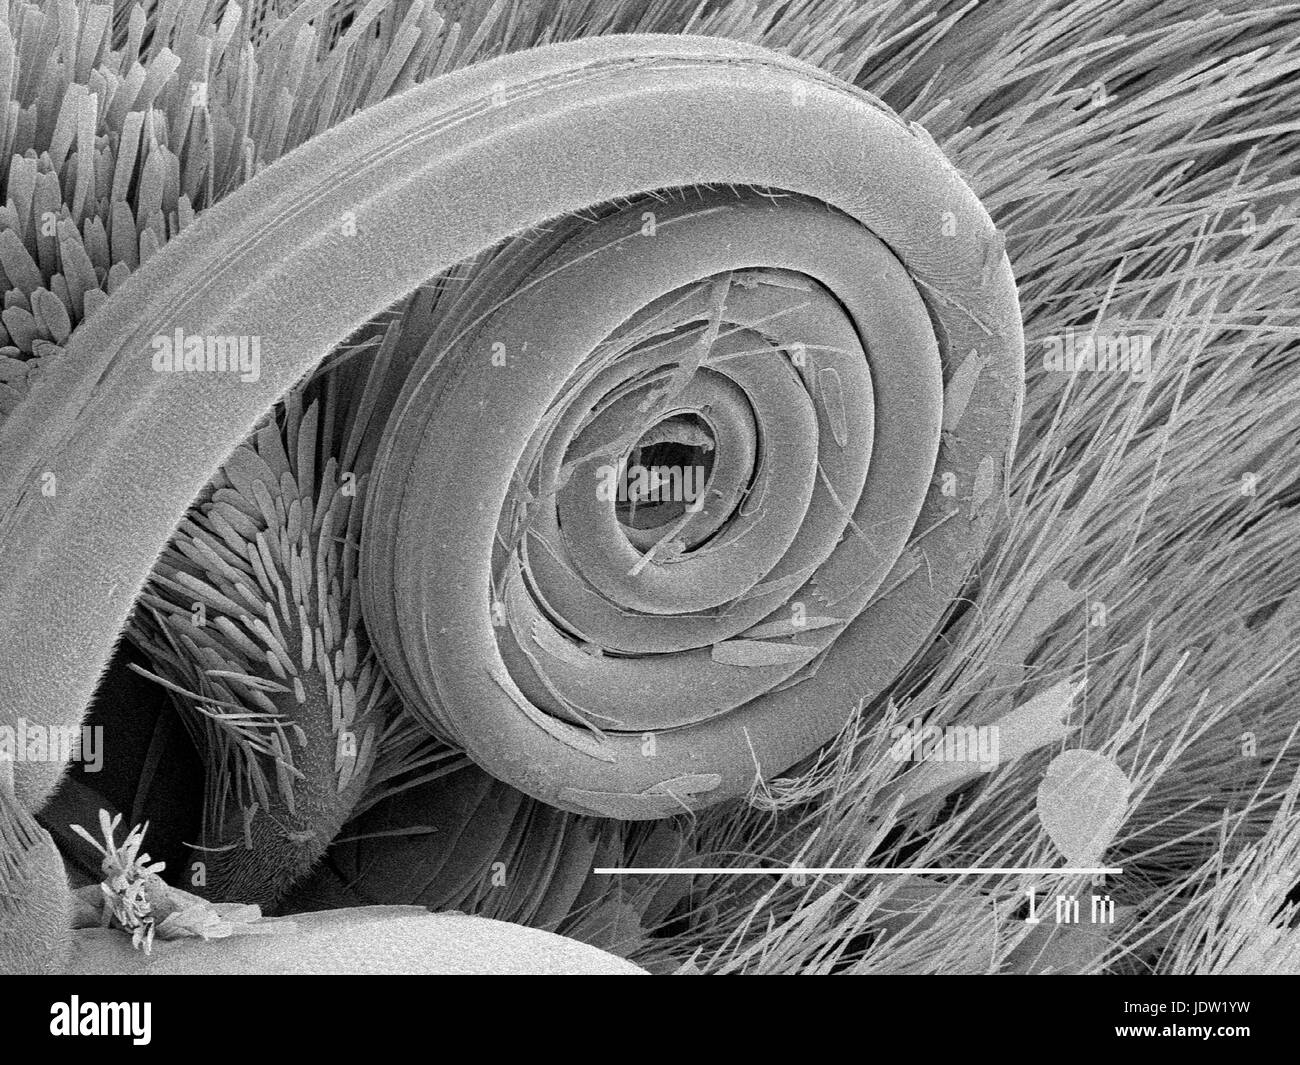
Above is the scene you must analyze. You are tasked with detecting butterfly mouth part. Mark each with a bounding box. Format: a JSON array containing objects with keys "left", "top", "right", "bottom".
[
  {"left": 0, "top": 36, "right": 1023, "bottom": 825},
  {"left": 359, "top": 179, "right": 1020, "bottom": 819}
]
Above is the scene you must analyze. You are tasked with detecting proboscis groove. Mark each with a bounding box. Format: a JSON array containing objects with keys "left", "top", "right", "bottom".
[{"left": 0, "top": 36, "right": 1022, "bottom": 820}]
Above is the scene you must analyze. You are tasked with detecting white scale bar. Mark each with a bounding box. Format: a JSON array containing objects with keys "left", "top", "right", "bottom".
[{"left": 594, "top": 867, "right": 1123, "bottom": 875}]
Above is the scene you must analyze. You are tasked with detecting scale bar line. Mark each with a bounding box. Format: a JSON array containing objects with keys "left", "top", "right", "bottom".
[{"left": 593, "top": 867, "right": 1123, "bottom": 876}]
